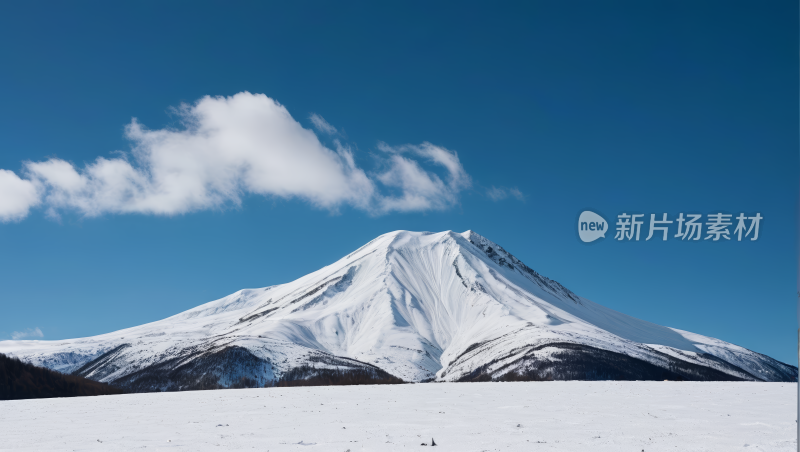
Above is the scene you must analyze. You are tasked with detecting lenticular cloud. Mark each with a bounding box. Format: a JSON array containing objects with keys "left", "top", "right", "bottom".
[{"left": 0, "top": 92, "right": 470, "bottom": 221}]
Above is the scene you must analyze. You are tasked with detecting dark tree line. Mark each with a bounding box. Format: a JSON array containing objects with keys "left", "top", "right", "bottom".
[
  {"left": 274, "top": 365, "right": 404, "bottom": 387},
  {"left": 0, "top": 353, "right": 125, "bottom": 400}
]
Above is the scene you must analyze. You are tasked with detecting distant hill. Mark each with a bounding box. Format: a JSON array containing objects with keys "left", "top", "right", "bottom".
[{"left": 0, "top": 353, "right": 124, "bottom": 400}]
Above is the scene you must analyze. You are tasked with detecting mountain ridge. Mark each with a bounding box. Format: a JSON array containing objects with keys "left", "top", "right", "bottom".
[{"left": 0, "top": 230, "right": 795, "bottom": 390}]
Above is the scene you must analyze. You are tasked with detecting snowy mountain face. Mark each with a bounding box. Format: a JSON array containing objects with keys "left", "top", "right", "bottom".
[{"left": 1, "top": 230, "right": 795, "bottom": 391}]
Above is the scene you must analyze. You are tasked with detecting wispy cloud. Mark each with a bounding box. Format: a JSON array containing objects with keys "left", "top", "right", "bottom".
[
  {"left": 487, "top": 186, "right": 525, "bottom": 202},
  {"left": 376, "top": 142, "right": 471, "bottom": 213},
  {"left": 309, "top": 113, "right": 338, "bottom": 135},
  {"left": 11, "top": 327, "right": 43, "bottom": 340},
  {"left": 0, "top": 92, "right": 473, "bottom": 221}
]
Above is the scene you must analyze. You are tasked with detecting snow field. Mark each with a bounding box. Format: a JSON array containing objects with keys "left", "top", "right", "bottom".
[{"left": 0, "top": 381, "right": 795, "bottom": 451}]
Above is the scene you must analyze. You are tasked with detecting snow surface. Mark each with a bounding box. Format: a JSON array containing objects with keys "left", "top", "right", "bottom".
[
  {"left": 0, "top": 230, "right": 794, "bottom": 387},
  {"left": 0, "top": 382, "right": 795, "bottom": 451}
]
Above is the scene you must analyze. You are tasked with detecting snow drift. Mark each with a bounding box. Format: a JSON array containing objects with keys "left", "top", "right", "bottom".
[{"left": 0, "top": 230, "right": 794, "bottom": 390}]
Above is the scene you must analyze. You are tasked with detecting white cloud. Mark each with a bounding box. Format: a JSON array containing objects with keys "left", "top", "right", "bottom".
[
  {"left": 309, "top": 113, "right": 338, "bottom": 135},
  {"left": 25, "top": 93, "right": 375, "bottom": 216},
  {"left": 0, "top": 92, "right": 472, "bottom": 221},
  {"left": 0, "top": 169, "right": 40, "bottom": 222},
  {"left": 376, "top": 142, "right": 471, "bottom": 213},
  {"left": 11, "top": 327, "right": 43, "bottom": 340},
  {"left": 487, "top": 186, "right": 525, "bottom": 202}
]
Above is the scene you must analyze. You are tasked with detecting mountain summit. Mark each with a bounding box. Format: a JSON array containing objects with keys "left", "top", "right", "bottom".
[{"left": 1, "top": 230, "right": 795, "bottom": 390}]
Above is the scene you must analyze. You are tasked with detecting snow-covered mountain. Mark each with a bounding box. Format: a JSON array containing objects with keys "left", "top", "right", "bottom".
[{"left": 1, "top": 230, "right": 795, "bottom": 390}]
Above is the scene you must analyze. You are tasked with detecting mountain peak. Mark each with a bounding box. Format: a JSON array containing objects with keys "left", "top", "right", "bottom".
[{"left": 1, "top": 229, "right": 795, "bottom": 390}]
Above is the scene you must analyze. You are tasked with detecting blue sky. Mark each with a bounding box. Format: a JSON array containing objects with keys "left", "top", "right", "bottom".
[{"left": 0, "top": 1, "right": 797, "bottom": 365}]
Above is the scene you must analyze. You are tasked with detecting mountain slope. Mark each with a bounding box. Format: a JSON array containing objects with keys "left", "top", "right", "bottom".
[{"left": 0, "top": 230, "right": 794, "bottom": 390}]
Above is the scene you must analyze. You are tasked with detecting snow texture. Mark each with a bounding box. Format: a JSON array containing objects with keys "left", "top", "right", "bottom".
[
  {"left": 0, "top": 382, "right": 795, "bottom": 451},
  {"left": 0, "top": 230, "right": 795, "bottom": 389}
]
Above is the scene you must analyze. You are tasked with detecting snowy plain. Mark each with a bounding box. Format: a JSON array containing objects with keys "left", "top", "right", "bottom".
[{"left": 0, "top": 381, "right": 795, "bottom": 452}]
